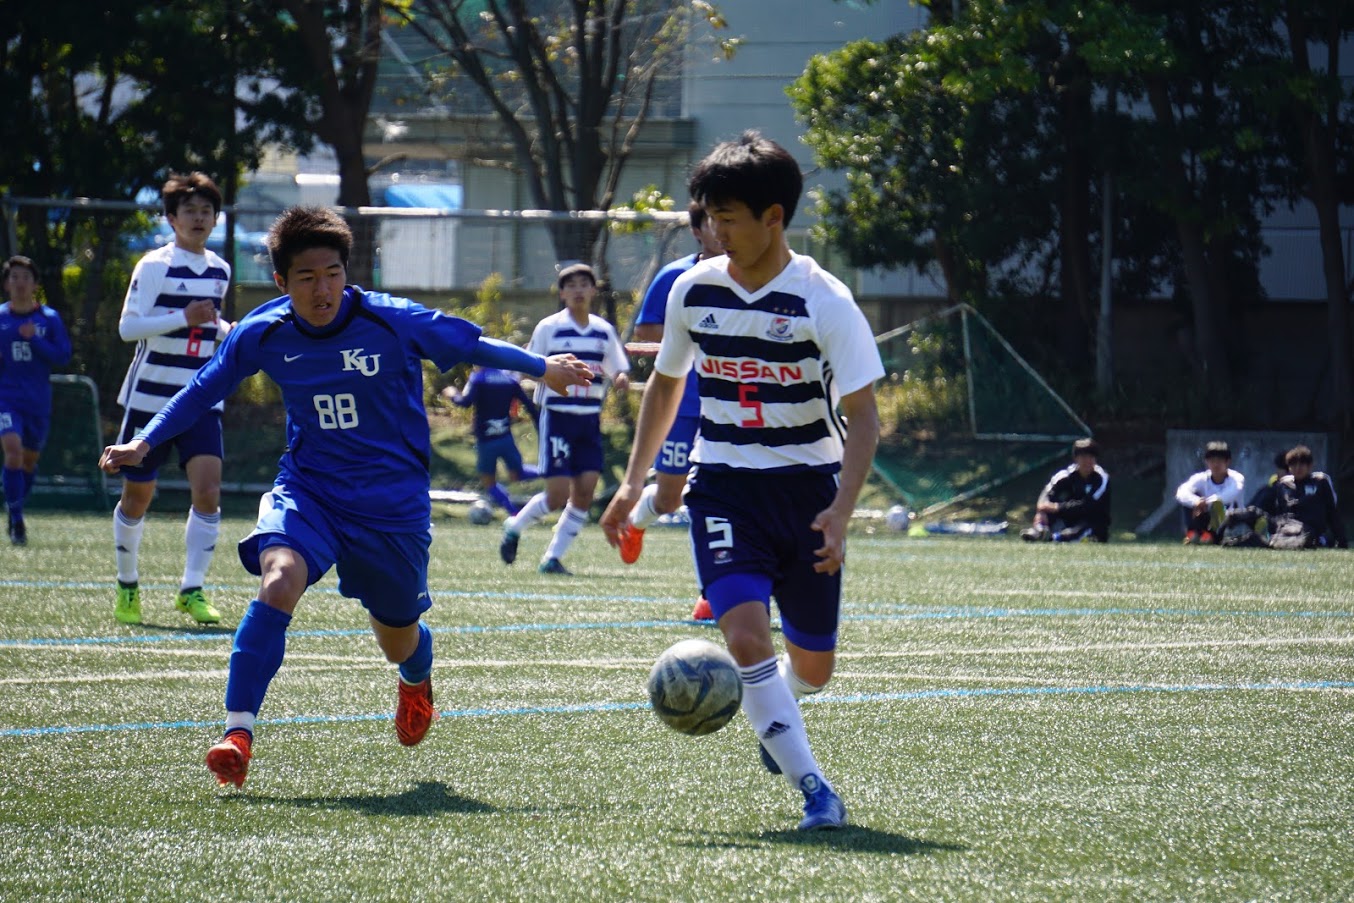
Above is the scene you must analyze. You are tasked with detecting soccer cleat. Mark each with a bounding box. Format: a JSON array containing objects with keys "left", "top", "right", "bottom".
[
  {"left": 499, "top": 528, "right": 520, "bottom": 565},
  {"left": 114, "top": 581, "right": 142, "bottom": 625},
  {"left": 691, "top": 596, "right": 713, "bottom": 621},
  {"left": 1182, "top": 530, "right": 1198, "bottom": 545},
  {"left": 538, "top": 557, "right": 571, "bottom": 575},
  {"left": 1199, "top": 530, "right": 1215, "bottom": 545},
  {"left": 617, "top": 522, "right": 645, "bottom": 564},
  {"left": 759, "top": 742, "right": 782, "bottom": 775},
  {"left": 797, "top": 774, "right": 847, "bottom": 831},
  {"left": 8, "top": 517, "right": 26, "bottom": 546},
  {"left": 206, "top": 729, "right": 252, "bottom": 788},
  {"left": 1208, "top": 499, "right": 1226, "bottom": 534},
  {"left": 1020, "top": 526, "right": 1050, "bottom": 542},
  {"left": 1254, "top": 515, "right": 1270, "bottom": 542},
  {"left": 176, "top": 587, "right": 221, "bottom": 625},
  {"left": 395, "top": 676, "right": 437, "bottom": 747}
]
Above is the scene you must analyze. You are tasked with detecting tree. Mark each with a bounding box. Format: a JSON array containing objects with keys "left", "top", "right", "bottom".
[{"left": 398, "top": 0, "right": 732, "bottom": 274}]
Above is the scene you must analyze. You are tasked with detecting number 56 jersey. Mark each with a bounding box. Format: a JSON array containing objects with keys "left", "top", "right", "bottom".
[{"left": 137, "top": 287, "right": 481, "bottom": 530}]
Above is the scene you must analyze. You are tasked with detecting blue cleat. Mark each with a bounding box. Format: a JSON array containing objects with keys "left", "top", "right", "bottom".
[
  {"left": 499, "top": 528, "right": 520, "bottom": 565},
  {"left": 538, "top": 557, "right": 571, "bottom": 575},
  {"left": 797, "top": 774, "right": 846, "bottom": 831}
]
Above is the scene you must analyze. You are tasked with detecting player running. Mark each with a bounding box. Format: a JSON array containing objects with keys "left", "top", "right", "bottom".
[
  {"left": 100, "top": 206, "right": 592, "bottom": 788},
  {"left": 602, "top": 132, "right": 883, "bottom": 831}
]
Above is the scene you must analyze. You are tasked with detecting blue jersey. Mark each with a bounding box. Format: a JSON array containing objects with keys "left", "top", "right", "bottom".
[
  {"left": 138, "top": 287, "right": 520, "bottom": 530},
  {"left": 452, "top": 367, "right": 537, "bottom": 442},
  {"left": 636, "top": 253, "right": 701, "bottom": 418},
  {"left": 0, "top": 303, "right": 72, "bottom": 411}
]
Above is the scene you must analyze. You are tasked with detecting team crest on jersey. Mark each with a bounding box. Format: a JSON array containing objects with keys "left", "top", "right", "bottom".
[
  {"left": 766, "top": 317, "right": 794, "bottom": 342},
  {"left": 340, "top": 347, "right": 382, "bottom": 376}
]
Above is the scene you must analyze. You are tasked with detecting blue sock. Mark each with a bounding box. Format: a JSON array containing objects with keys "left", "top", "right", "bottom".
[
  {"left": 225, "top": 600, "right": 292, "bottom": 715},
  {"left": 22, "top": 469, "right": 35, "bottom": 501},
  {"left": 487, "top": 483, "right": 513, "bottom": 510},
  {"left": 3, "top": 468, "right": 24, "bottom": 518},
  {"left": 398, "top": 621, "right": 434, "bottom": 685},
  {"left": 519, "top": 465, "right": 539, "bottom": 480}
]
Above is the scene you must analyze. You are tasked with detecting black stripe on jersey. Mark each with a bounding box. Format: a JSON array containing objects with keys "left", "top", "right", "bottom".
[
  {"left": 696, "top": 375, "right": 825, "bottom": 405},
  {"left": 155, "top": 295, "right": 221, "bottom": 311},
  {"left": 165, "top": 264, "right": 229, "bottom": 281},
  {"left": 258, "top": 313, "right": 296, "bottom": 347},
  {"left": 696, "top": 332, "right": 820, "bottom": 364},
  {"left": 134, "top": 379, "right": 185, "bottom": 399},
  {"left": 545, "top": 396, "right": 602, "bottom": 409},
  {"left": 146, "top": 351, "right": 211, "bottom": 370},
  {"left": 354, "top": 303, "right": 399, "bottom": 337},
  {"left": 569, "top": 351, "right": 606, "bottom": 363},
  {"left": 683, "top": 284, "right": 809, "bottom": 318},
  {"left": 165, "top": 325, "right": 220, "bottom": 340},
  {"left": 699, "top": 418, "right": 831, "bottom": 447},
  {"left": 823, "top": 363, "right": 848, "bottom": 442}
]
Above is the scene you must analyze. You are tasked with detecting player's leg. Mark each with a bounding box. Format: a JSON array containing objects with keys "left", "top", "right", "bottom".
[
  {"left": 178, "top": 452, "right": 224, "bottom": 624},
  {"left": 339, "top": 526, "right": 437, "bottom": 747},
  {"left": 541, "top": 471, "right": 596, "bottom": 574},
  {"left": 501, "top": 411, "right": 565, "bottom": 564},
  {"left": 1, "top": 426, "right": 26, "bottom": 544},
  {"left": 111, "top": 410, "right": 167, "bottom": 623},
  {"left": 619, "top": 416, "right": 695, "bottom": 564}
]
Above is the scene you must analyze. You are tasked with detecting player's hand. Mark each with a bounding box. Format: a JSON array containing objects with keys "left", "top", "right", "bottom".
[
  {"left": 99, "top": 440, "right": 150, "bottom": 474},
  {"left": 1037, "top": 501, "right": 1060, "bottom": 515},
  {"left": 810, "top": 504, "right": 851, "bottom": 575},
  {"left": 542, "top": 354, "right": 593, "bottom": 396},
  {"left": 611, "top": 372, "right": 631, "bottom": 394},
  {"left": 217, "top": 317, "right": 235, "bottom": 338},
  {"left": 600, "top": 483, "right": 642, "bottom": 548},
  {"left": 184, "top": 299, "right": 217, "bottom": 326}
]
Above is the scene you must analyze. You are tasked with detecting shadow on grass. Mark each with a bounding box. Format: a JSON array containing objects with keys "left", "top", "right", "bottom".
[
  {"left": 133, "top": 622, "right": 235, "bottom": 637},
  {"left": 244, "top": 780, "right": 498, "bottom": 817},
  {"left": 684, "top": 825, "right": 965, "bottom": 856}
]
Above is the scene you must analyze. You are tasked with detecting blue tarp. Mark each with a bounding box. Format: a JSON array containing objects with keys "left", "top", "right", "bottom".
[{"left": 383, "top": 183, "right": 463, "bottom": 210}]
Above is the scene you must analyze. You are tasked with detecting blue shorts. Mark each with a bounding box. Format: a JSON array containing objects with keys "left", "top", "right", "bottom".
[
  {"left": 0, "top": 404, "right": 50, "bottom": 452},
  {"left": 653, "top": 415, "right": 698, "bottom": 476},
  {"left": 238, "top": 484, "right": 432, "bottom": 628},
  {"left": 476, "top": 432, "right": 525, "bottom": 477},
  {"left": 538, "top": 409, "right": 604, "bottom": 478},
  {"left": 685, "top": 467, "right": 842, "bottom": 652},
  {"left": 118, "top": 409, "right": 223, "bottom": 482}
]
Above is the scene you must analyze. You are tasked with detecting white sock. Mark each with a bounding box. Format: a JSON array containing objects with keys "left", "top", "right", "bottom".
[
  {"left": 739, "top": 656, "right": 823, "bottom": 790},
  {"left": 113, "top": 503, "right": 144, "bottom": 585},
  {"left": 506, "top": 492, "right": 551, "bottom": 534},
  {"left": 629, "top": 484, "right": 661, "bottom": 531},
  {"left": 544, "top": 503, "right": 589, "bottom": 561},
  {"left": 779, "top": 654, "right": 825, "bottom": 701},
  {"left": 224, "top": 711, "right": 256, "bottom": 736},
  {"left": 181, "top": 507, "right": 220, "bottom": 591}
]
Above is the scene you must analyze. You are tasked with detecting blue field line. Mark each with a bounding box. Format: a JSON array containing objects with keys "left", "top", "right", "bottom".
[{"left": 4, "top": 679, "right": 1351, "bottom": 740}]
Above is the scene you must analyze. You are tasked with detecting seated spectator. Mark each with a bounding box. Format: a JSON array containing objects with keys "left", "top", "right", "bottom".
[
  {"left": 1244, "top": 450, "right": 1289, "bottom": 514},
  {"left": 1175, "top": 440, "right": 1245, "bottom": 545},
  {"left": 1020, "top": 438, "right": 1111, "bottom": 543},
  {"left": 1221, "top": 445, "right": 1347, "bottom": 549}
]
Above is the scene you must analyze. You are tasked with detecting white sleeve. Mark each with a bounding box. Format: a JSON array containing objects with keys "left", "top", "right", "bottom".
[
  {"left": 119, "top": 257, "right": 188, "bottom": 341},
  {"left": 818, "top": 297, "right": 885, "bottom": 396},
  {"left": 1219, "top": 472, "right": 1246, "bottom": 508},
  {"left": 601, "top": 322, "right": 630, "bottom": 378},
  {"left": 654, "top": 278, "right": 694, "bottom": 379},
  {"left": 1175, "top": 473, "right": 1203, "bottom": 506},
  {"left": 527, "top": 318, "right": 549, "bottom": 356}
]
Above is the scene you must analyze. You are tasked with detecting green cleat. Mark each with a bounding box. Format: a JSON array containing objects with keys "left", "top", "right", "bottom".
[
  {"left": 1208, "top": 499, "right": 1226, "bottom": 535},
  {"left": 176, "top": 587, "right": 221, "bottom": 625},
  {"left": 115, "top": 581, "right": 141, "bottom": 625}
]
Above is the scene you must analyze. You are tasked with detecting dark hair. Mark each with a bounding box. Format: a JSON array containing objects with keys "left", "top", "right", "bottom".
[
  {"left": 1273, "top": 450, "right": 1290, "bottom": 471},
  {"left": 1285, "top": 445, "right": 1314, "bottom": 467},
  {"left": 1072, "top": 437, "right": 1100, "bottom": 458},
  {"left": 267, "top": 206, "right": 352, "bottom": 278},
  {"left": 688, "top": 131, "right": 803, "bottom": 227},
  {"left": 162, "top": 172, "right": 223, "bottom": 217},
  {"left": 687, "top": 199, "right": 707, "bottom": 234},
  {"left": 1203, "top": 441, "right": 1231, "bottom": 460},
  {"left": 2, "top": 255, "right": 38, "bottom": 283},
  {"left": 557, "top": 262, "right": 597, "bottom": 290}
]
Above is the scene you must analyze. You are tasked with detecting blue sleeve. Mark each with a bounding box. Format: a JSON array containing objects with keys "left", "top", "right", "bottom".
[
  {"left": 452, "top": 370, "right": 479, "bottom": 408},
  {"left": 30, "top": 309, "right": 72, "bottom": 366},
  {"left": 403, "top": 303, "right": 486, "bottom": 372},
  {"left": 468, "top": 337, "right": 547, "bottom": 378},
  {"left": 137, "top": 324, "right": 258, "bottom": 448},
  {"left": 636, "top": 267, "right": 682, "bottom": 326},
  {"left": 515, "top": 379, "right": 540, "bottom": 421}
]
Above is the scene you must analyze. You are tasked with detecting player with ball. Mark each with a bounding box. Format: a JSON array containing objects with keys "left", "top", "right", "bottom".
[{"left": 603, "top": 132, "right": 883, "bottom": 831}]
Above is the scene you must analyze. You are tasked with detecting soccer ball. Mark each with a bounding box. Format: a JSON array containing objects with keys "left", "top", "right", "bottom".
[
  {"left": 885, "top": 504, "right": 911, "bottom": 532},
  {"left": 467, "top": 500, "right": 494, "bottom": 525},
  {"left": 647, "top": 639, "right": 743, "bottom": 736}
]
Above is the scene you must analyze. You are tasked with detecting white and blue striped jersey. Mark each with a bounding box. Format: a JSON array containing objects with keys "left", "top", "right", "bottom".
[
  {"left": 526, "top": 309, "right": 629, "bottom": 415},
  {"left": 117, "top": 243, "right": 231, "bottom": 417},
  {"left": 655, "top": 253, "right": 884, "bottom": 475},
  {"left": 134, "top": 287, "right": 487, "bottom": 530}
]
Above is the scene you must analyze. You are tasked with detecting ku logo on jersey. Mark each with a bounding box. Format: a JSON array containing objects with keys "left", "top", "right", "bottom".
[{"left": 341, "top": 347, "right": 382, "bottom": 376}]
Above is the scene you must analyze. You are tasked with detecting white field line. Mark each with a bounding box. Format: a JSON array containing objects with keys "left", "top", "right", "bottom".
[
  {"left": 2, "top": 636, "right": 1351, "bottom": 687},
  {"left": 962, "top": 586, "right": 1354, "bottom": 606}
]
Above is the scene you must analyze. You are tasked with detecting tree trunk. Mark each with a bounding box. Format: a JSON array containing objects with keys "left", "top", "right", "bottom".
[{"left": 1057, "top": 65, "right": 1094, "bottom": 370}]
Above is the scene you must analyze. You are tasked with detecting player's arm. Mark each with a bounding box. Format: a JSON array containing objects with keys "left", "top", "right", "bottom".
[
  {"left": 1322, "top": 480, "right": 1348, "bottom": 548},
  {"left": 1036, "top": 474, "right": 1065, "bottom": 514},
  {"left": 601, "top": 371, "right": 684, "bottom": 545},
  {"left": 811, "top": 384, "right": 881, "bottom": 575},
  {"left": 118, "top": 260, "right": 192, "bottom": 341},
  {"left": 1175, "top": 474, "right": 1203, "bottom": 508},
  {"left": 603, "top": 326, "right": 631, "bottom": 394},
  {"left": 515, "top": 381, "right": 540, "bottom": 423},
  {"left": 465, "top": 336, "right": 590, "bottom": 396},
  {"left": 28, "top": 310, "right": 72, "bottom": 366},
  {"left": 633, "top": 323, "right": 664, "bottom": 343}
]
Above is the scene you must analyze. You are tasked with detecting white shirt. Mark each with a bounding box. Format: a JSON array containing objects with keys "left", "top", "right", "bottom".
[
  {"left": 1175, "top": 468, "right": 1246, "bottom": 510},
  {"left": 527, "top": 309, "right": 629, "bottom": 414}
]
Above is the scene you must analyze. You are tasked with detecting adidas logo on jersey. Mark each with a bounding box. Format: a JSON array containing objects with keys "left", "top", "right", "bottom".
[{"left": 697, "top": 313, "right": 719, "bottom": 330}]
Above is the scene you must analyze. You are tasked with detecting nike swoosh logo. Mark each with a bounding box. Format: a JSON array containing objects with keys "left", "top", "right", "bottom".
[{"left": 284, "top": 354, "right": 302, "bottom": 362}]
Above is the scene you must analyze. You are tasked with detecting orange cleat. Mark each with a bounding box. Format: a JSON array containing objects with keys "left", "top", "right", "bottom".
[
  {"left": 1182, "top": 530, "right": 1198, "bottom": 545},
  {"left": 1199, "top": 530, "right": 1215, "bottom": 544},
  {"left": 691, "top": 596, "right": 713, "bottom": 620},
  {"left": 395, "top": 676, "right": 438, "bottom": 747},
  {"left": 206, "top": 729, "right": 253, "bottom": 788},
  {"left": 617, "top": 522, "right": 645, "bottom": 564}
]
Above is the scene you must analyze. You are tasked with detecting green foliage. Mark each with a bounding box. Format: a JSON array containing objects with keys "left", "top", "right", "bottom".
[{"left": 423, "top": 273, "right": 530, "bottom": 411}]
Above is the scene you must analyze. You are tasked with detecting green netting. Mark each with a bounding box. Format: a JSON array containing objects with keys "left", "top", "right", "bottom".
[
  {"left": 872, "top": 304, "right": 1089, "bottom": 515},
  {"left": 27, "top": 375, "right": 110, "bottom": 511}
]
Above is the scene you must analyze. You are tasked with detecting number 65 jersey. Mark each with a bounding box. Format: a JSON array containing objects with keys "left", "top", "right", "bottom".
[{"left": 135, "top": 287, "right": 481, "bottom": 530}]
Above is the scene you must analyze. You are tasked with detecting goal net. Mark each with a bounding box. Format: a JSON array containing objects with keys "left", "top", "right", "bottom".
[
  {"left": 872, "top": 304, "right": 1090, "bottom": 516},
  {"left": 27, "top": 375, "right": 109, "bottom": 511}
]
